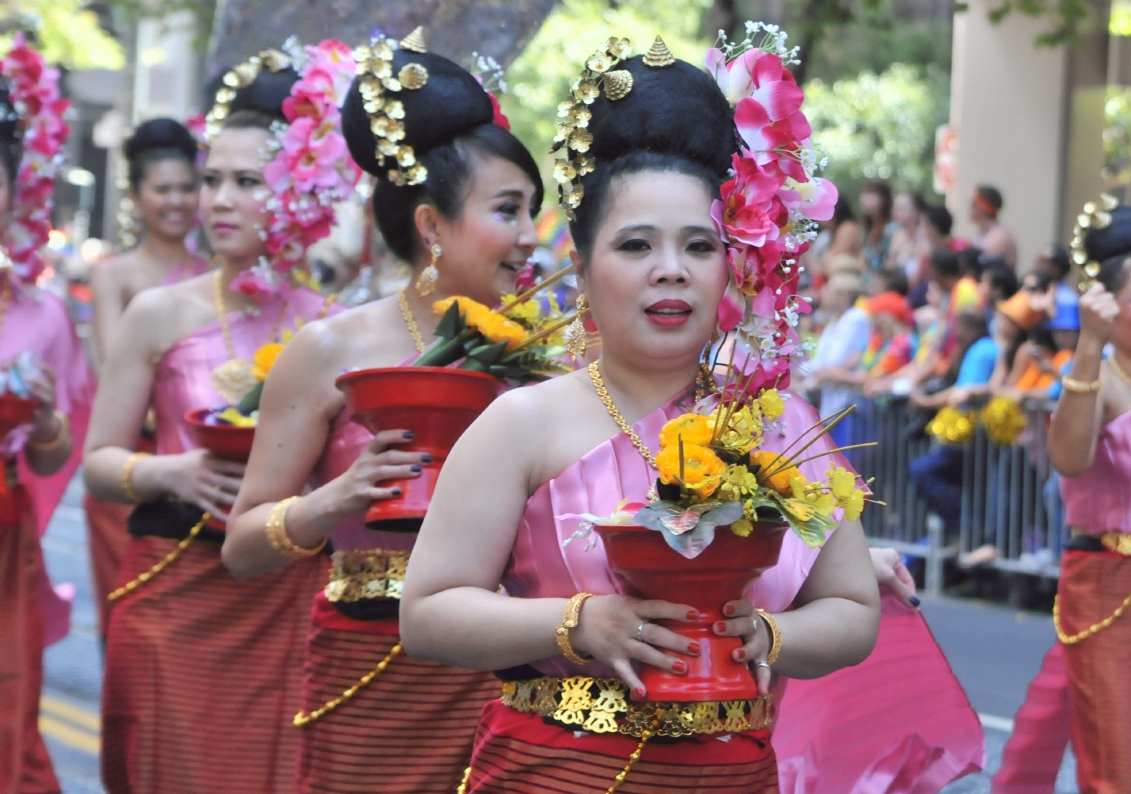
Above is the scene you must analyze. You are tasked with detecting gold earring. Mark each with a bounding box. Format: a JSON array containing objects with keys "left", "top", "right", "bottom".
[
  {"left": 565, "top": 294, "right": 589, "bottom": 361},
  {"left": 416, "top": 243, "right": 441, "bottom": 297}
]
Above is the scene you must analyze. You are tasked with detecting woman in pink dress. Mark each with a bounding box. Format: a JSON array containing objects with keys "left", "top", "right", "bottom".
[
  {"left": 83, "top": 49, "right": 346, "bottom": 793},
  {"left": 86, "top": 117, "right": 209, "bottom": 640},
  {"left": 400, "top": 40, "right": 882, "bottom": 793},
  {"left": 0, "top": 37, "right": 94, "bottom": 794},
  {"left": 222, "top": 32, "right": 543, "bottom": 793}
]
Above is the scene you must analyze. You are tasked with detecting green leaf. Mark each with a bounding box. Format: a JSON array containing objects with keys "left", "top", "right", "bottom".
[
  {"left": 236, "top": 381, "right": 264, "bottom": 414},
  {"left": 434, "top": 300, "right": 466, "bottom": 340}
]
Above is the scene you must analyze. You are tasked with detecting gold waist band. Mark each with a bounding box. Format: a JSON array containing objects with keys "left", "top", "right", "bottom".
[
  {"left": 500, "top": 676, "right": 773, "bottom": 739},
  {"left": 324, "top": 548, "right": 408, "bottom": 602},
  {"left": 1069, "top": 530, "right": 1131, "bottom": 556}
]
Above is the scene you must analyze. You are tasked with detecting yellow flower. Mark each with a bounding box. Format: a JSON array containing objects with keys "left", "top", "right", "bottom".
[
  {"left": 656, "top": 443, "right": 725, "bottom": 498},
  {"left": 841, "top": 490, "right": 865, "bottom": 521},
  {"left": 730, "top": 518, "right": 754, "bottom": 538},
  {"left": 476, "top": 312, "right": 528, "bottom": 349},
  {"left": 433, "top": 296, "right": 491, "bottom": 328},
  {"left": 981, "top": 397, "right": 1027, "bottom": 446},
  {"left": 782, "top": 499, "right": 817, "bottom": 523},
  {"left": 502, "top": 297, "right": 541, "bottom": 324},
  {"left": 749, "top": 451, "right": 800, "bottom": 496},
  {"left": 217, "top": 407, "right": 256, "bottom": 427},
  {"left": 790, "top": 474, "right": 810, "bottom": 500},
  {"left": 251, "top": 342, "right": 285, "bottom": 381},
  {"left": 659, "top": 414, "right": 713, "bottom": 448},
  {"left": 759, "top": 389, "right": 785, "bottom": 420},
  {"left": 827, "top": 466, "right": 857, "bottom": 501},
  {"left": 709, "top": 405, "right": 763, "bottom": 453}
]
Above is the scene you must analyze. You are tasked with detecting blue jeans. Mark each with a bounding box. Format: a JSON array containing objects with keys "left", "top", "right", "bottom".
[{"left": 909, "top": 444, "right": 964, "bottom": 537}]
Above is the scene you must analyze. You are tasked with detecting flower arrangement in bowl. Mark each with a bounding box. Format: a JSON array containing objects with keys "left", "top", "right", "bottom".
[
  {"left": 0, "top": 354, "right": 45, "bottom": 440},
  {"left": 337, "top": 271, "right": 579, "bottom": 531}
]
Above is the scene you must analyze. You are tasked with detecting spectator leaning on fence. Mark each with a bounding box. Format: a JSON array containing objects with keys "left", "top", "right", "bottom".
[
  {"left": 948, "top": 290, "right": 1043, "bottom": 406},
  {"left": 808, "top": 271, "right": 872, "bottom": 445}
]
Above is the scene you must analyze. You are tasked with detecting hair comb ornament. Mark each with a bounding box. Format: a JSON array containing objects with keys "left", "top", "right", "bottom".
[
  {"left": 642, "top": 36, "right": 675, "bottom": 68},
  {"left": 205, "top": 48, "right": 294, "bottom": 141},
  {"left": 551, "top": 37, "right": 634, "bottom": 215},
  {"left": 1070, "top": 194, "right": 1118, "bottom": 294},
  {"left": 353, "top": 30, "right": 433, "bottom": 187}
]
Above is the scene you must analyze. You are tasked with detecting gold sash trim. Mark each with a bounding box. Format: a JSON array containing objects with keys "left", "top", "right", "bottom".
[
  {"left": 324, "top": 548, "right": 408, "bottom": 602},
  {"left": 1100, "top": 533, "right": 1131, "bottom": 556},
  {"left": 500, "top": 676, "right": 773, "bottom": 738}
]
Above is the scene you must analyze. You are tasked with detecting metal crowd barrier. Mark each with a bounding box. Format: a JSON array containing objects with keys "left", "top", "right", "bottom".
[{"left": 833, "top": 394, "right": 1064, "bottom": 595}]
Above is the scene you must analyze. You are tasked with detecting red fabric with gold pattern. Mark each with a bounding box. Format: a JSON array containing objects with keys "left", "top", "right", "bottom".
[{"left": 84, "top": 493, "right": 133, "bottom": 637}]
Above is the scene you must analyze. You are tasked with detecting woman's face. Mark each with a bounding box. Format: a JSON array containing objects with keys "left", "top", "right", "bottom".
[
  {"left": 429, "top": 153, "right": 540, "bottom": 306},
  {"left": 199, "top": 127, "right": 272, "bottom": 262},
  {"left": 892, "top": 193, "right": 918, "bottom": 228},
  {"left": 859, "top": 189, "right": 881, "bottom": 218},
  {"left": 578, "top": 170, "right": 727, "bottom": 371},
  {"left": 134, "top": 158, "right": 199, "bottom": 241}
]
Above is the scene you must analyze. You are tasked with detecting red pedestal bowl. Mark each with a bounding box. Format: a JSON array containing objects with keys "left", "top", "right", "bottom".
[
  {"left": 594, "top": 520, "right": 788, "bottom": 702},
  {"left": 0, "top": 393, "right": 40, "bottom": 439},
  {"left": 184, "top": 408, "right": 257, "bottom": 529},
  {"left": 335, "top": 367, "right": 502, "bottom": 531}
]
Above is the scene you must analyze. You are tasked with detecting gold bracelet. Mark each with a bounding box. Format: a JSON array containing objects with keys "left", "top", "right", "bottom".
[
  {"left": 756, "top": 608, "right": 782, "bottom": 667},
  {"left": 1061, "top": 376, "right": 1102, "bottom": 394},
  {"left": 28, "top": 410, "right": 68, "bottom": 451},
  {"left": 121, "top": 451, "right": 152, "bottom": 503},
  {"left": 555, "top": 592, "right": 595, "bottom": 665},
  {"left": 265, "top": 496, "right": 327, "bottom": 559}
]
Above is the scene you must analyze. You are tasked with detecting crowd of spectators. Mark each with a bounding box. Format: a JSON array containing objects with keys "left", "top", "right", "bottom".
[{"left": 800, "top": 182, "right": 1079, "bottom": 569}]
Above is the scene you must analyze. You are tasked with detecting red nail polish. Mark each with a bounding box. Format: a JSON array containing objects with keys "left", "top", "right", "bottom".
[
  {"left": 633, "top": 687, "right": 645, "bottom": 699},
  {"left": 723, "top": 604, "right": 735, "bottom": 617},
  {"left": 688, "top": 642, "right": 701, "bottom": 655},
  {"left": 714, "top": 621, "right": 727, "bottom": 633},
  {"left": 672, "top": 661, "right": 688, "bottom": 674},
  {"left": 734, "top": 648, "right": 746, "bottom": 661},
  {"left": 686, "top": 609, "right": 699, "bottom": 620}
]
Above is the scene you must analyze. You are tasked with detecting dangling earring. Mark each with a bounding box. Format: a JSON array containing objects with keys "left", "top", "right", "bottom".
[
  {"left": 565, "top": 294, "right": 589, "bottom": 361},
  {"left": 416, "top": 243, "right": 441, "bottom": 297}
]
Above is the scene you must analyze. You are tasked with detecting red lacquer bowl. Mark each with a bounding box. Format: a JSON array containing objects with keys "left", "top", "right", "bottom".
[
  {"left": 594, "top": 520, "right": 787, "bottom": 702},
  {"left": 184, "top": 408, "right": 256, "bottom": 530},
  {"left": 335, "top": 366, "right": 501, "bottom": 531},
  {"left": 0, "top": 393, "right": 40, "bottom": 439}
]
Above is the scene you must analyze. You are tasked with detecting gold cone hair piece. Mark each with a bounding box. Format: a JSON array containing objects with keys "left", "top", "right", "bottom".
[
  {"left": 400, "top": 27, "right": 427, "bottom": 54},
  {"left": 643, "top": 36, "right": 675, "bottom": 68}
]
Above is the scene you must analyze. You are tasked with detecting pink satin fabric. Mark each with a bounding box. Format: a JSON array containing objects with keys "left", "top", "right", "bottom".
[
  {"left": 160, "top": 256, "right": 210, "bottom": 287},
  {"left": 1060, "top": 409, "right": 1131, "bottom": 534}
]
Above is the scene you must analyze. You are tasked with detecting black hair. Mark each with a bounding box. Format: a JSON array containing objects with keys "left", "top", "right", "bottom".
[
  {"left": 124, "top": 118, "right": 198, "bottom": 191},
  {"left": 1044, "top": 244, "right": 1070, "bottom": 279},
  {"left": 975, "top": 184, "right": 1003, "bottom": 211},
  {"left": 960, "top": 247, "right": 986, "bottom": 279},
  {"left": 930, "top": 248, "right": 961, "bottom": 281},
  {"left": 1097, "top": 256, "right": 1131, "bottom": 296},
  {"left": 1022, "top": 270, "right": 1052, "bottom": 292},
  {"left": 1028, "top": 321, "right": 1056, "bottom": 354},
  {"left": 567, "top": 56, "right": 736, "bottom": 260},
  {"left": 923, "top": 204, "right": 952, "bottom": 236},
  {"left": 342, "top": 49, "right": 542, "bottom": 262},
  {"left": 899, "top": 191, "right": 927, "bottom": 214},
  {"left": 830, "top": 196, "right": 856, "bottom": 227},
  {"left": 206, "top": 64, "right": 298, "bottom": 129},
  {"left": 946, "top": 308, "right": 989, "bottom": 382},
  {"left": 985, "top": 262, "right": 1019, "bottom": 300},
  {"left": 0, "top": 83, "right": 21, "bottom": 185},
  {"left": 878, "top": 268, "right": 909, "bottom": 296}
]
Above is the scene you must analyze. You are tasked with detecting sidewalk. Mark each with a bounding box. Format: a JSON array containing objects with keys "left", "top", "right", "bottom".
[{"left": 37, "top": 472, "right": 1078, "bottom": 793}]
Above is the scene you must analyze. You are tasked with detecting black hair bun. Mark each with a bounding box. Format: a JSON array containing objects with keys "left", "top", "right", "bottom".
[
  {"left": 205, "top": 65, "right": 300, "bottom": 122},
  {"left": 1085, "top": 205, "right": 1131, "bottom": 263},
  {"left": 586, "top": 56, "right": 736, "bottom": 179},
  {"left": 0, "top": 82, "right": 19, "bottom": 147},
  {"left": 124, "top": 118, "right": 197, "bottom": 163},
  {"left": 341, "top": 49, "right": 492, "bottom": 180}
]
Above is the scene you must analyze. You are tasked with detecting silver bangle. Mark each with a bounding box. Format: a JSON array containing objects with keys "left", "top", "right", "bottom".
[{"left": 752, "top": 661, "right": 772, "bottom": 672}]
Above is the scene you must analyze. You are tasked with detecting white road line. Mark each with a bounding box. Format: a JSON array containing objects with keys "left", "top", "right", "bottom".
[{"left": 978, "top": 712, "right": 1015, "bottom": 733}]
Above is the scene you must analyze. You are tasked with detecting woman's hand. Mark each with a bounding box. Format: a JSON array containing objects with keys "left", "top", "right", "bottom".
[
  {"left": 1079, "top": 283, "right": 1120, "bottom": 348},
  {"left": 571, "top": 594, "right": 699, "bottom": 699},
  {"left": 162, "top": 449, "right": 246, "bottom": 518},
  {"left": 712, "top": 600, "right": 773, "bottom": 696},
  {"left": 870, "top": 547, "right": 919, "bottom": 608},
  {"left": 327, "top": 429, "right": 427, "bottom": 515}
]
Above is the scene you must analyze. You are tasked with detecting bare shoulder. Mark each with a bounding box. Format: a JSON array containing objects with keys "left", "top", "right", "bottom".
[{"left": 118, "top": 276, "right": 209, "bottom": 357}]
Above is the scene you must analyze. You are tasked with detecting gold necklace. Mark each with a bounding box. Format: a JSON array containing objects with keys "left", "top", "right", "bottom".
[
  {"left": 398, "top": 290, "right": 427, "bottom": 353},
  {"left": 210, "top": 271, "right": 288, "bottom": 404},
  {"left": 587, "top": 361, "right": 715, "bottom": 471}
]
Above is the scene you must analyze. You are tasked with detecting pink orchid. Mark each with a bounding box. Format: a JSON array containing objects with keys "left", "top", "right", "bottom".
[
  {"left": 779, "top": 176, "right": 838, "bottom": 222},
  {"left": 718, "top": 282, "right": 746, "bottom": 332}
]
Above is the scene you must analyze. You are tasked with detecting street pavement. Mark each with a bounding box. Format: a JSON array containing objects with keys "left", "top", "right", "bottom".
[{"left": 38, "top": 472, "right": 1078, "bottom": 793}]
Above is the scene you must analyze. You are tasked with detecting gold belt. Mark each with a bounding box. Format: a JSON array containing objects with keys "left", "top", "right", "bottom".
[
  {"left": 500, "top": 676, "right": 773, "bottom": 739},
  {"left": 1070, "top": 529, "right": 1131, "bottom": 555},
  {"left": 324, "top": 548, "right": 408, "bottom": 602}
]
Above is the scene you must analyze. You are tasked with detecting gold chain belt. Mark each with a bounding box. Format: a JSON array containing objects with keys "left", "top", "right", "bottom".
[
  {"left": 500, "top": 676, "right": 773, "bottom": 739},
  {"left": 1101, "top": 533, "right": 1131, "bottom": 556},
  {"left": 324, "top": 548, "right": 408, "bottom": 602},
  {"left": 1055, "top": 532, "right": 1131, "bottom": 644}
]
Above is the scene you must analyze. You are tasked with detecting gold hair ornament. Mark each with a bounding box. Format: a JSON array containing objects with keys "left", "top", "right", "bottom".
[
  {"left": 1070, "top": 193, "right": 1118, "bottom": 294},
  {"left": 353, "top": 30, "right": 432, "bottom": 187},
  {"left": 551, "top": 37, "right": 636, "bottom": 216},
  {"left": 642, "top": 36, "right": 676, "bottom": 68},
  {"left": 205, "top": 48, "right": 294, "bottom": 141}
]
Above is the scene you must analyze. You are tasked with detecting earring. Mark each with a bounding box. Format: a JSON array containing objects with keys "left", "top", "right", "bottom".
[
  {"left": 415, "top": 243, "right": 441, "bottom": 297},
  {"left": 565, "top": 294, "right": 589, "bottom": 361}
]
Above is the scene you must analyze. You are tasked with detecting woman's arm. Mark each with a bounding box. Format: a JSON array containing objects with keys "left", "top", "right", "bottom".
[
  {"left": 223, "top": 321, "right": 425, "bottom": 578},
  {"left": 90, "top": 259, "right": 128, "bottom": 367},
  {"left": 23, "top": 364, "right": 72, "bottom": 476}
]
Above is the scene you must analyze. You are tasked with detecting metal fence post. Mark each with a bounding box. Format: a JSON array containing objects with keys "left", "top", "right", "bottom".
[{"left": 925, "top": 513, "right": 945, "bottom": 596}]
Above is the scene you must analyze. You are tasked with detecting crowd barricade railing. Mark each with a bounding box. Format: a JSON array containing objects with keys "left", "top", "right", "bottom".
[{"left": 826, "top": 392, "right": 1064, "bottom": 594}]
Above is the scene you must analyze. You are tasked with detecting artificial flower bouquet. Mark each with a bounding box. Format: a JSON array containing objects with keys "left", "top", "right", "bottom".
[
  {"left": 0, "top": 352, "right": 46, "bottom": 443},
  {"left": 199, "top": 339, "right": 288, "bottom": 430},
  {"left": 929, "top": 397, "right": 1027, "bottom": 447}
]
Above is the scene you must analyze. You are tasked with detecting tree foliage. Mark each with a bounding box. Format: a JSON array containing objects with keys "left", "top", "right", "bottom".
[{"left": 1, "top": 0, "right": 123, "bottom": 68}]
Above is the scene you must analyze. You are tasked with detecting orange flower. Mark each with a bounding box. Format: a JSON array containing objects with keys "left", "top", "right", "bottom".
[
  {"left": 749, "top": 450, "right": 801, "bottom": 496},
  {"left": 251, "top": 342, "right": 285, "bottom": 381},
  {"left": 659, "top": 414, "right": 713, "bottom": 448},
  {"left": 476, "top": 311, "right": 528, "bottom": 349},
  {"left": 433, "top": 296, "right": 491, "bottom": 328},
  {"left": 656, "top": 443, "right": 726, "bottom": 498}
]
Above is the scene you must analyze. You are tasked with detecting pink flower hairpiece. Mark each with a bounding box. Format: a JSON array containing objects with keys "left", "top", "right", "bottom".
[
  {"left": 0, "top": 35, "right": 69, "bottom": 287},
  {"left": 232, "top": 38, "right": 362, "bottom": 299},
  {"left": 707, "top": 23, "right": 837, "bottom": 391}
]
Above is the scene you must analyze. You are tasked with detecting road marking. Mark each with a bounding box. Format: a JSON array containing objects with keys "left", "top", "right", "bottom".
[
  {"left": 39, "top": 714, "right": 100, "bottom": 755},
  {"left": 39, "top": 694, "right": 100, "bottom": 756},
  {"left": 41, "top": 694, "right": 100, "bottom": 731},
  {"left": 978, "top": 712, "right": 1015, "bottom": 733}
]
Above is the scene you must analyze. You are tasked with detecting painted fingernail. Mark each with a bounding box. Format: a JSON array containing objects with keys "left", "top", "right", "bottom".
[
  {"left": 687, "top": 642, "right": 701, "bottom": 655},
  {"left": 714, "top": 621, "right": 727, "bottom": 633},
  {"left": 723, "top": 604, "right": 736, "bottom": 617},
  {"left": 632, "top": 686, "right": 645, "bottom": 699},
  {"left": 672, "top": 661, "right": 688, "bottom": 674},
  {"left": 734, "top": 648, "right": 746, "bottom": 662},
  {"left": 910, "top": 596, "right": 921, "bottom": 608},
  {"left": 411, "top": 465, "right": 422, "bottom": 473},
  {"left": 686, "top": 609, "right": 699, "bottom": 620},
  {"left": 421, "top": 454, "right": 433, "bottom": 464},
  {"left": 403, "top": 431, "right": 414, "bottom": 440},
  {"left": 391, "top": 488, "right": 402, "bottom": 497}
]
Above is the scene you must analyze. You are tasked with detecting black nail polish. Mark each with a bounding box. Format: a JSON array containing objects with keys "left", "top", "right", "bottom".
[
  {"left": 910, "top": 596, "right": 921, "bottom": 608},
  {"left": 421, "top": 454, "right": 433, "bottom": 464},
  {"left": 391, "top": 488, "right": 402, "bottom": 497},
  {"left": 410, "top": 465, "right": 422, "bottom": 473},
  {"left": 403, "top": 431, "right": 414, "bottom": 440}
]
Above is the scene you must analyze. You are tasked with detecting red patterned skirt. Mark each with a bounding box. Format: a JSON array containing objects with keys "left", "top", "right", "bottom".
[
  {"left": 463, "top": 699, "right": 779, "bottom": 794},
  {"left": 83, "top": 493, "right": 132, "bottom": 638},
  {"left": 295, "top": 592, "right": 500, "bottom": 794},
  {"left": 1059, "top": 548, "right": 1131, "bottom": 794},
  {"left": 101, "top": 527, "right": 327, "bottom": 794}
]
